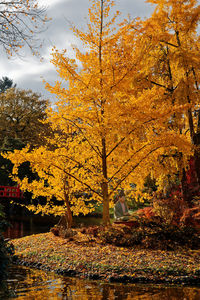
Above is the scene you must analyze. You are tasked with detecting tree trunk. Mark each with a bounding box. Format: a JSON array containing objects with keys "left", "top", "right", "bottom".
[
  {"left": 186, "top": 109, "right": 200, "bottom": 197},
  {"left": 101, "top": 137, "right": 110, "bottom": 226},
  {"left": 57, "top": 189, "right": 73, "bottom": 229},
  {"left": 102, "top": 181, "right": 110, "bottom": 226},
  {"left": 194, "top": 152, "right": 200, "bottom": 186},
  {"left": 64, "top": 191, "right": 73, "bottom": 229},
  {"left": 193, "top": 132, "right": 200, "bottom": 186},
  {"left": 181, "top": 168, "right": 187, "bottom": 200},
  {"left": 180, "top": 153, "right": 200, "bottom": 207}
]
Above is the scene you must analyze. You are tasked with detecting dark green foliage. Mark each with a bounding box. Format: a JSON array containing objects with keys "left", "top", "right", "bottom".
[
  {"left": 0, "top": 80, "right": 50, "bottom": 190},
  {"left": 0, "top": 136, "right": 26, "bottom": 185},
  {"left": 0, "top": 204, "right": 14, "bottom": 288},
  {"left": 143, "top": 174, "right": 157, "bottom": 193},
  {"left": 1, "top": 136, "right": 25, "bottom": 151},
  {"left": 0, "top": 76, "right": 15, "bottom": 94}
]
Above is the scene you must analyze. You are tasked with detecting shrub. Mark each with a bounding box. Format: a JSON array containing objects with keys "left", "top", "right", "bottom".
[
  {"left": 0, "top": 206, "right": 14, "bottom": 289},
  {"left": 152, "top": 189, "right": 187, "bottom": 226},
  {"left": 98, "top": 222, "right": 200, "bottom": 250},
  {"left": 180, "top": 196, "right": 200, "bottom": 227}
]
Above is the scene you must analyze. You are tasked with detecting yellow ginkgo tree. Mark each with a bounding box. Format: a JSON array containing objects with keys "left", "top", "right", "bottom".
[
  {"left": 6, "top": 0, "right": 194, "bottom": 226},
  {"left": 44, "top": 0, "right": 190, "bottom": 224},
  {"left": 125, "top": 0, "right": 200, "bottom": 200},
  {"left": 7, "top": 140, "right": 96, "bottom": 228}
]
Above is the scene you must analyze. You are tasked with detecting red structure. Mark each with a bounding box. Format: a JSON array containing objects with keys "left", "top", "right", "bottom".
[{"left": 0, "top": 186, "right": 24, "bottom": 199}]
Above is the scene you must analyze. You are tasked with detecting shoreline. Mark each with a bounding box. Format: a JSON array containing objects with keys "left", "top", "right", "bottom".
[{"left": 10, "top": 232, "right": 200, "bottom": 285}]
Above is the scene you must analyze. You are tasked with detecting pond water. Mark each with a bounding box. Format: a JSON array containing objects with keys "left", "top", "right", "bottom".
[
  {"left": 2, "top": 215, "right": 200, "bottom": 299},
  {"left": 3, "top": 215, "right": 102, "bottom": 239},
  {"left": 3, "top": 265, "right": 200, "bottom": 300}
]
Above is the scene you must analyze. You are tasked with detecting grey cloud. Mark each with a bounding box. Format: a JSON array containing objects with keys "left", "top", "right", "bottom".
[
  {"left": 116, "top": 0, "right": 154, "bottom": 18},
  {"left": 41, "top": 0, "right": 89, "bottom": 48},
  {"left": 41, "top": 0, "right": 153, "bottom": 51},
  {"left": 16, "top": 69, "right": 58, "bottom": 101},
  {"left": 0, "top": 0, "right": 155, "bottom": 103}
]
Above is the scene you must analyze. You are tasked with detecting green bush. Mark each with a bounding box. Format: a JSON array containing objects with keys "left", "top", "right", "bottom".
[{"left": 0, "top": 205, "right": 14, "bottom": 288}]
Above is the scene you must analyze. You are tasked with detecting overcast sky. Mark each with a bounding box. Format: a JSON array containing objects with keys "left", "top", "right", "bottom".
[{"left": 0, "top": 0, "right": 155, "bottom": 102}]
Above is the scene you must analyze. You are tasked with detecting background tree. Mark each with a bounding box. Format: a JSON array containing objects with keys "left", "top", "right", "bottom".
[
  {"left": 0, "top": 84, "right": 50, "bottom": 186},
  {"left": 0, "top": 87, "right": 49, "bottom": 147},
  {"left": 6, "top": 142, "right": 96, "bottom": 228},
  {"left": 125, "top": 0, "right": 200, "bottom": 202},
  {"left": 0, "top": 76, "right": 15, "bottom": 93}
]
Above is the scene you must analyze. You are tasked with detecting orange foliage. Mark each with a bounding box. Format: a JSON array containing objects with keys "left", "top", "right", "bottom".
[{"left": 5, "top": 0, "right": 200, "bottom": 227}]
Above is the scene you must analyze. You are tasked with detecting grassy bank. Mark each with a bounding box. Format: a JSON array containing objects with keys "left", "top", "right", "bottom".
[{"left": 10, "top": 231, "right": 200, "bottom": 285}]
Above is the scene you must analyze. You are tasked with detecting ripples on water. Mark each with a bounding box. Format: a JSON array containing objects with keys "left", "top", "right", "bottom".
[{"left": 0, "top": 265, "right": 200, "bottom": 300}]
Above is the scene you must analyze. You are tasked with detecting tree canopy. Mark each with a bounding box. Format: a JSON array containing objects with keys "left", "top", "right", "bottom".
[
  {"left": 0, "top": 76, "right": 15, "bottom": 93},
  {"left": 0, "top": 87, "right": 49, "bottom": 148},
  {"left": 6, "top": 0, "right": 200, "bottom": 226},
  {"left": 0, "top": 84, "right": 50, "bottom": 186},
  {"left": 130, "top": 0, "right": 200, "bottom": 196}
]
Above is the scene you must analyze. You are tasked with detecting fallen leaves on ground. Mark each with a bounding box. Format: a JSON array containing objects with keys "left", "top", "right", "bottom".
[{"left": 10, "top": 231, "right": 200, "bottom": 282}]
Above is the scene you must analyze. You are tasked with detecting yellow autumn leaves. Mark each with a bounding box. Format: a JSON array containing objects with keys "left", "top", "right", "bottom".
[{"left": 5, "top": 0, "right": 200, "bottom": 225}]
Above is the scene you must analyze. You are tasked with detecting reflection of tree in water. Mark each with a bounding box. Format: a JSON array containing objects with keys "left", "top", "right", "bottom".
[
  {"left": 61, "top": 280, "right": 73, "bottom": 299},
  {"left": 4, "top": 220, "right": 24, "bottom": 239},
  {"left": 7, "top": 266, "right": 63, "bottom": 300},
  {"left": 160, "top": 287, "right": 200, "bottom": 300},
  {"left": 61, "top": 277, "right": 102, "bottom": 299},
  {"left": 60, "top": 279, "right": 200, "bottom": 300},
  {"left": 7, "top": 266, "right": 200, "bottom": 299}
]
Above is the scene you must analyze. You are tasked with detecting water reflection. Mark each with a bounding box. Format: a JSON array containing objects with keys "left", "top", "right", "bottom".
[
  {"left": 2, "top": 265, "right": 200, "bottom": 300},
  {"left": 2, "top": 216, "right": 200, "bottom": 299},
  {"left": 3, "top": 216, "right": 57, "bottom": 239},
  {"left": 3, "top": 216, "right": 102, "bottom": 239},
  {"left": 4, "top": 221, "right": 24, "bottom": 239}
]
